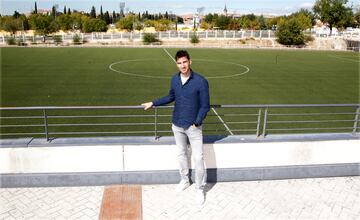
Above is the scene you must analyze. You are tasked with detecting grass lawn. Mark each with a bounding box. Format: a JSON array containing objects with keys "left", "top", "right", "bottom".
[{"left": 1, "top": 47, "right": 359, "bottom": 137}]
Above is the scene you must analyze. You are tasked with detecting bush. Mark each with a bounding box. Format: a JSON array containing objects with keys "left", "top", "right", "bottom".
[
  {"left": 276, "top": 18, "right": 305, "bottom": 46},
  {"left": 53, "top": 35, "right": 62, "bottom": 45},
  {"left": 304, "top": 35, "right": 314, "bottom": 42},
  {"left": 142, "top": 33, "right": 160, "bottom": 45},
  {"left": 6, "top": 37, "right": 16, "bottom": 45},
  {"left": 16, "top": 38, "right": 27, "bottom": 46},
  {"left": 73, "top": 34, "right": 81, "bottom": 45},
  {"left": 190, "top": 33, "right": 200, "bottom": 44}
]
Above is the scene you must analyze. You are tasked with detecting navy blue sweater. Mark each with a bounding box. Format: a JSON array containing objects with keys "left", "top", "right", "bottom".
[{"left": 153, "top": 71, "right": 210, "bottom": 129}]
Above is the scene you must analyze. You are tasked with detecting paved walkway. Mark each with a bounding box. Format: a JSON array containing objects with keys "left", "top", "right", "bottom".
[{"left": 1, "top": 176, "right": 359, "bottom": 220}]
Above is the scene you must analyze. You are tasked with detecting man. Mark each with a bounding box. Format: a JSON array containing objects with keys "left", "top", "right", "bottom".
[{"left": 142, "top": 50, "right": 210, "bottom": 205}]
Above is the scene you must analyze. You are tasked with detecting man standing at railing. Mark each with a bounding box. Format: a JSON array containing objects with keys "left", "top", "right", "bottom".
[{"left": 142, "top": 50, "right": 210, "bottom": 205}]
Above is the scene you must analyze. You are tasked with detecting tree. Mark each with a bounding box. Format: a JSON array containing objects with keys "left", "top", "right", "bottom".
[
  {"left": 90, "top": 6, "right": 96, "bottom": 18},
  {"left": 355, "top": 8, "right": 360, "bottom": 27},
  {"left": 249, "top": 20, "right": 261, "bottom": 30},
  {"left": 56, "top": 14, "right": 73, "bottom": 31},
  {"left": 257, "top": 15, "right": 268, "bottom": 30},
  {"left": 70, "top": 12, "right": 84, "bottom": 30},
  {"left": 215, "top": 15, "right": 231, "bottom": 29},
  {"left": 313, "top": 0, "right": 353, "bottom": 35},
  {"left": 67, "top": 8, "right": 71, "bottom": 15},
  {"left": 302, "top": 9, "right": 316, "bottom": 27},
  {"left": 100, "top": 6, "right": 104, "bottom": 20},
  {"left": 246, "top": 14, "right": 256, "bottom": 21},
  {"left": 134, "top": 21, "right": 143, "bottom": 31},
  {"left": 19, "top": 14, "right": 30, "bottom": 31},
  {"left": 267, "top": 17, "right": 281, "bottom": 29},
  {"left": 291, "top": 9, "right": 316, "bottom": 31},
  {"left": 0, "top": 16, "right": 22, "bottom": 35},
  {"left": 204, "top": 13, "right": 214, "bottom": 23},
  {"left": 64, "top": 6, "right": 67, "bottom": 15},
  {"left": 116, "top": 14, "right": 137, "bottom": 31},
  {"left": 51, "top": 6, "right": 56, "bottom": 18},
  {"left": 13, "top": 11, "right": 21, "bottom": 18},
  {"left": 276, "top": 18, "right": 306, "bottom": 45},
  {"left": 112, "top": 11, "right": 116, "bottom": 22},
  {"left": 83, "top": 18, "right": 107, "bottom": 32},
  {"left": 154, "top": 18, "right": 172, "bottom": 31},
  {"left": 104, "top": 11, "right": 111, "bottom": 25},
  {"left": 201, "top": 21, "right": 213, "bottom": 30},
  {"left": 34, "top": 1, "right": 38, "bottom": 14},
  {"left": 177, "top": 16, "right": 184, "bottom": 24},
  {"left": 239, "top": 15, "right": 250, "bottom": 29},
  {"left": 228, "top": 19, "right": 241, "bottom": 30},
  {"left": 29, "top": 14, "right": 57, "bottom": 39}
]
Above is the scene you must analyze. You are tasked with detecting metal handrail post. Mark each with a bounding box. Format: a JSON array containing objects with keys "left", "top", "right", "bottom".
[
  {"left": 43, "top": 109, "right": 49, "bottom": 142},
  {"left": 262, "top": 108, "right": 268, "bottom": 138},
  {"left": 352, "top": 107, "right": 360, "bottom": 135},
  {"left": 256, "top": 108, "right": 262, "bottom": 137},
  {"left": 154, "top": 108, "right": 158, "bottom": 140}
]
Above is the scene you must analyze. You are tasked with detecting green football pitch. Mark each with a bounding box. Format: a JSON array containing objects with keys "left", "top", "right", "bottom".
[
  {"left": 1, "top": 47, "right": 359, "bottom": 137},
  {"left": 1, "top": 47, "right": 359, "bottom": 106}
]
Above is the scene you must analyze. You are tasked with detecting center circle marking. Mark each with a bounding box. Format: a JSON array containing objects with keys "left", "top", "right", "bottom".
[{"left": 109, "top": 59, "right": 250, "bottom": 79}]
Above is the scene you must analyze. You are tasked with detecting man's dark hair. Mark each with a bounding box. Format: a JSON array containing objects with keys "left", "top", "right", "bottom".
[{"left": 175, "top": 50, "right": 190, "bottom": 61}]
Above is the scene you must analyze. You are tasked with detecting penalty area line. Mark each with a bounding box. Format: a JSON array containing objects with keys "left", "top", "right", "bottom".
[
  {"left": 163, "top": 48, "right": 176, "bottom": 63},
  {"left": 211, "top": 107, "right": 234, "bottom": 135}
]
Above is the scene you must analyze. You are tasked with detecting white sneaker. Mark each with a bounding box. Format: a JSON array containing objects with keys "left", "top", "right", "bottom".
[
  {"left": 196, "top": 190, "right": 205, "bottom": 205},
  {"left": 175, "top": 180, "right": 190, "bottom": 192}
]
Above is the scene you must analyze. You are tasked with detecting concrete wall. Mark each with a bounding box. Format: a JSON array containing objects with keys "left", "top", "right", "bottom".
[{"left": 1, "top": 137, "right": 359, "bottom": 174}]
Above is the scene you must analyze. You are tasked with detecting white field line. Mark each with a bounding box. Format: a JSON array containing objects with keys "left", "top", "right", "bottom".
[
  {"left": 211, "top": 108, "right": 234, "bottom": 135},
  {"left": 163, "top": 48, "right": 176, "bottom": 63},
  {"left": 328, "top": 55, "right": 360, "bottom": 63}
]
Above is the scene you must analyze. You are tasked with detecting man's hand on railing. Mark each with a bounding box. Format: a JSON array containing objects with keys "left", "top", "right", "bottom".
[{"left": 141, "top": 102, "right": 153, "bottom": 110}]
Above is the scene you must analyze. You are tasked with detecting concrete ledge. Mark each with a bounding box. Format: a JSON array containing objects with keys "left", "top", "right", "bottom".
[
  {"left": 0, "top": 145, "right": 124, "bottom": 173},
  {"left": 1, "top": 133, "right": 359, "bottom": 187},
  {"left": 1, "top": 163, "right": 359, "bottom": 188}
]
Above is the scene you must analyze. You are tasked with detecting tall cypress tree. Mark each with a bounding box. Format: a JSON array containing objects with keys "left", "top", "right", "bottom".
[
  {"left": 112, "top": 10, "right": 117, "bottom": 23},
  {"left": 34, "top": 1, "right": 38, "bottom": 14},
  {"left": 64, "top": 6, "right": 67, "bottom": 14},
  {"left": 51, "top": 6, "right": 56, "bottom": 18},
  {"left": 100, "top": 5, "right": 104, "bottom": 19},
  {"left": 90, "top": 6, "right": 96, "bottom": 18},
  {"left": 104, "top": 11, "right": 111, "bottom": 24}
]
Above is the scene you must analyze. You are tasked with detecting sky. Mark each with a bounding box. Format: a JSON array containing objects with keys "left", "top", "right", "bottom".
[{"left": 1, "top": 0, "right": 359, "bottom": 16}]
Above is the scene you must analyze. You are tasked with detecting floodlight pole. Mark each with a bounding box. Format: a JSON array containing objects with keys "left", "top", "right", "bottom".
[
  {"left": 120, "top": 2, "right": 125, "bottom": 18},
  {"left": 195, "top": 7, "right": 205, "bottom": 30}
]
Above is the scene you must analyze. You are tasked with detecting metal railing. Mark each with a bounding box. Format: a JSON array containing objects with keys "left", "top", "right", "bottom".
[{"left": 0, "top": 104, "right": 359, "bottom": 141}]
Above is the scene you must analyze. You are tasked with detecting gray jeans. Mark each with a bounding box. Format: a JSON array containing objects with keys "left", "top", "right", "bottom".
[{"left": 172, "top": 124, "right": 206, "bottom": 190}]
